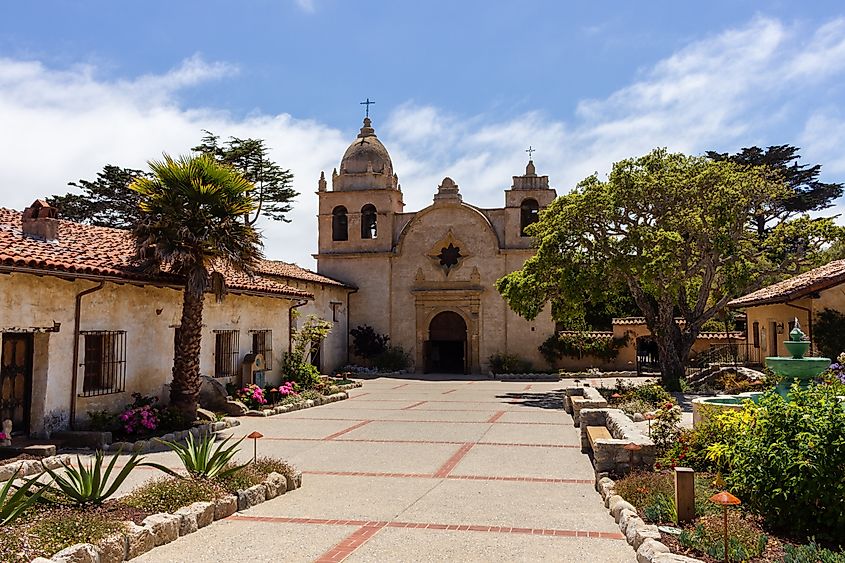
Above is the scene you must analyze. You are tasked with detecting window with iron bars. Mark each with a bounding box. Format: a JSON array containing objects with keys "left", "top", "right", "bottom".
[
  {"left": 81, "top": 330, "right": 127, "bottom": 396},
  {"left": 250, "top": 330, "right": 272, "bottom": 368},
  {"left": 214, "top": 330, "right": 240, "bottom": 378}
]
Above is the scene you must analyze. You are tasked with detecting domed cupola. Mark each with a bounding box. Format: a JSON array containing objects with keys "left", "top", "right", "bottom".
[{"left": 331, "top": 118, "right": 399, "bottom": 191}]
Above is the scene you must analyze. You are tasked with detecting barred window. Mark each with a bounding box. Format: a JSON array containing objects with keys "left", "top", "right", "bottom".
[
  {"left": 251, "top": 330, "right": 272, "bottom": 368},
  {"left": 81, "top": 331, "right": 126, "bottom": 396},
  {"left": 214, "top": 330, "right": 240, "bottom": 378}
]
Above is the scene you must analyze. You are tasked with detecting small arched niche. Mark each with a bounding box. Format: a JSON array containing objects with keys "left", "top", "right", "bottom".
[
  {"left": 332, "top": 206, "right": 348, "bottom": 241},
  {"left": 520, "top": 198, "right": 539, "bottom": 236},
  {"left": 361, "top": 204, "right": 377, "bottom": 239}
]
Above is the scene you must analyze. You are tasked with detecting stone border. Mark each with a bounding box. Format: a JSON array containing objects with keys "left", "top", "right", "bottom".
[
  {"left": 245, "top": 391, "right": 350, "bottom": 417},
  {"left": 490, "top": 373, "right": 558, "bottom": 381},
  {"left": 563, "top": 386, "right": 608, "bottom": 426},
  {"left": 33, "top": 466, "right": 304, "bottom": 563},
  {"left": 104, "top": 419, "right": 241, "bottom": 453},
  {"left": 580, "top": 408, "right": 656, "bottom": 476},
  {"left": 596, "top": 475, "right": 703, "bottom": 563},
  {"left": 0, "top": 454, "right": 72, "bottom": 483}
]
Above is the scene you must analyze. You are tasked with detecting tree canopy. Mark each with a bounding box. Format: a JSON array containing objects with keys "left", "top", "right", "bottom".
[
  {"left": 707, "top": 145, "right": 843, "bottom": 237},
  {"left": 48, "top": 132, "right": 297, "bottom": 228},
  {"left": 497, "top": 148, "right": 843, "bottom": 389}
]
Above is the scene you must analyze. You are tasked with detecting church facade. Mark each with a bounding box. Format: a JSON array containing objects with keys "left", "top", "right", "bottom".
[{"left": 315, "top": 118, "right": 557, "bottom": 374}]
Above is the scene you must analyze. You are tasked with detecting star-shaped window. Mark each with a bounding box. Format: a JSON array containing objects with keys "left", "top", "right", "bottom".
[{"left": 438, "top": 243, "right": 462, "bottom": 269}]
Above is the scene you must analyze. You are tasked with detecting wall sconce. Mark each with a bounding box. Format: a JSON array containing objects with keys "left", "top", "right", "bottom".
[{"left": 776, "top": 322, "right": 785, "bottom": 334}]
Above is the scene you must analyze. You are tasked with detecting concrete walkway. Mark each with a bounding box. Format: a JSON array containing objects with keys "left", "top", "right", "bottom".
[{"left": 135, "top": 377, "right": 634, "bottom": 562}]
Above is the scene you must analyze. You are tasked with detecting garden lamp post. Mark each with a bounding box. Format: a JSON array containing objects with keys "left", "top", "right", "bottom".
[
  {"left": 644, "top": 412, "right": 654, "bottom": 437},
  {"left": 709, "top": 491, "right": 741, "bottom": 563},
  {"left": 611, "top": 392, "right": 622, "bottom": 404},
  {"left": 624, "top": 442, "right": 641, "bottom": 472},
  {"left": 247, "top": 431, "right": 263, "bottom": 463}
]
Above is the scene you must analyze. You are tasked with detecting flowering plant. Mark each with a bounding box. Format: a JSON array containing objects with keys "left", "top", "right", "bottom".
[
  {"left": 119, "top": 403, "right": 159, "bottom": 435},
  {"left": 825, "top": 353, "right": 845, "bottom": 384},
  {"left": 266, "top": 381, "right": 298, "bottom": 405},
  {"left": 236, "top": 384, "right": 268, "bottom": 410},
  {"left": 0, "top": 432, "right": 7, "bottom": 441}
]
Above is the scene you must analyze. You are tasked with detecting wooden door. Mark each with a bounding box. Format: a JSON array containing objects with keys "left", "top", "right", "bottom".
[{"left": 1, "top": 333, "right": 33, "bottom": 434}]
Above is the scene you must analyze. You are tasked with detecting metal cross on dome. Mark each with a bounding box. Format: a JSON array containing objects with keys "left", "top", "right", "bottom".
[
  {"left": 360, "top": 98, "right": 375, "bottom": 118},
  {"left": 526, "top": 145, "right": 536, "bottom": 160}
]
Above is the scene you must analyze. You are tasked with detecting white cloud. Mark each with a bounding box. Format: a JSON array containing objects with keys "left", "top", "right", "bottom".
[
  {"left": 295, "top": 0, "right": 315, "bottom": 13},
  {"left": 2, "top": 15, "right": 845, "bottom": 269}
]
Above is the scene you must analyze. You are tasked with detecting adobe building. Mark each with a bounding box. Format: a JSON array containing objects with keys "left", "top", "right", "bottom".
[{"left": 315, "top": 117, "right": 558, "bottom": 374}]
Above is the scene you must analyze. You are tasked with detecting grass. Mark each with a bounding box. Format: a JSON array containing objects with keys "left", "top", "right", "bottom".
[
  {"left": 121, "top": 477, "right": 221, "bottom": 514},
  {"left": 614, "top": 470, "right": 721, "bottom": 523},
  {"left": 27, "top": 509, "right": 127, "bottom": 561},
  {"left": 215, "top": 456, "right": 297, "bottom": 494},
  {"left": 678, "top": 511, "right": 768, "bottom": 562}
]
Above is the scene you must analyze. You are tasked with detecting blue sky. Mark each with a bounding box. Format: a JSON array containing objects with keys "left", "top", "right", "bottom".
[{"left": 2, "top": 1, "right": 845, "bottom": 266}]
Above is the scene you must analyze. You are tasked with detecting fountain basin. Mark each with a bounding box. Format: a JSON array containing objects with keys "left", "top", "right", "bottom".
[
  {"left": 764, "top": 356, "right": 830, "bottom": 379},
  {"left": 692, "top": 392, "right": 763, "bottom": 426}
]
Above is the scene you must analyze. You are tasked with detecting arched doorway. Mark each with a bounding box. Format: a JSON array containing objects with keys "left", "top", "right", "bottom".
[{"left": 425, "top": 311, "right": 467, "bottom": 373}]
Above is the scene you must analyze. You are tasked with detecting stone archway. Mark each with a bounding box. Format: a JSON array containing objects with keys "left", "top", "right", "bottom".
[{"left": 425, "top": 311, "right": 467, "bottom": 373}]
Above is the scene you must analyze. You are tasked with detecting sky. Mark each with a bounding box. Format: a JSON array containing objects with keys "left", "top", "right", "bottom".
[{"left": 2, "top": 1, "right": 845, "bottom": 267}]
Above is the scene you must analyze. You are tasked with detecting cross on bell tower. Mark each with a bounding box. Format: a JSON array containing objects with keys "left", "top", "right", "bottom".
[
  {"left": 360, "top": 98, "right": 375, "bottom": 118},
  {"left": 525, "top": 145, "right": 535, "bottom": 160}
]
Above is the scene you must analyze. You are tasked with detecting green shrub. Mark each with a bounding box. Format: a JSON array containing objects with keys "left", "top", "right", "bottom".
[
  {"left": 716, "top": 386, "right": 845, "bottom": 542},
  {"left": 658, "top": 407, "right": 745, "bottom": 472},
  {"left": 350, "top": 325, "right": 389, "bottom": 359},
  {"left": 28, "top": 510, "right": 126, "bottom": 559},
  {"left": 151, "top": 433, "right": 247, "bottom": 480},
  {"left": 86, "top": 410, "right": 118, "bottom": 432},
  {"left": 814, "top": 308, "right": 845, "bottom": 360},
  {"left": 613, "top": 471, "right": 719, "bottom": 523},
  {"left": 650, "top": 402, "right": 682, "bottom": 454},
  {"left": 629, "top": 383, "right": 673, "bottom": 406},
  {"left": 0, "top": 469, "right": 48, "bottom": 525},
  {"left": 784, "top": 540, "right": 845, "bottom": 563},
  {"left": 488, "top": 353, "right": 533, "bottom": 374},
  {"left": 539, "top": 331, "right": 629, "bottom": 363},
  {"left": 214, "top": 456, "right": 297, "bottom": 494},
  {"left": 373, "top": 346, "right": 411, "bottom": 372},
  {"left": 678, "top": 512, "right": 767, "bottom": 562},
  {"left": 41, "top": 450, "right": 149, "bottom": 506},
  {"left": 121, "top": 477, "right": 220, "bottom": 514}
]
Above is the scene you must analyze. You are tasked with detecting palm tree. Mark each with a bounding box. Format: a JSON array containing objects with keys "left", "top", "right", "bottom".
[{"left": 131, "top": 154, "right": 262, "bottom": 420}]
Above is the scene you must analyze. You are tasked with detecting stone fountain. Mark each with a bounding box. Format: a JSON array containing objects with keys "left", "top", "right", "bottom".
[
  {"left": 766, "top": 318, "right": 830, "bottom": 399},
  {"left": 692, "top": 318, "right": 830, "bottom": 424}
]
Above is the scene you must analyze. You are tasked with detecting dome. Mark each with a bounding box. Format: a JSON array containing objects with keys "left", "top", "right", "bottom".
[{"left": 339, "top": 117, "right": 393, "bottom": 176}]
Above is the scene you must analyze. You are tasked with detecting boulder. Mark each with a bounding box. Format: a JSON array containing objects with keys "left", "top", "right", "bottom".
[
  {"left": 198, "top": 375, "right": 230, "bottom": 411},
  {"left": 96, "top": 533, "right": 127, "bottom": 563},
  {"left": 52, "top": 543, "right": 99, "bottom": 563},
  {"left": 637, "top": 539, "right": 670, "bottom": 563},
  {"left": 196, "top": 407, "right": 216, "bottom": 422},
  {"left": 142, "top": 513, "right": 180, "bottom": 546},
  {"left": 264, "top": 472, "right": 288, "bottom": 499},
  {"left": 224, "top": 399, "right": 249, "bottom": 416},
  {"left": 125, "top": 523, "right": 155, "bottom": 559},
  {"left": 237, "top": 484, "right": 267, "bottom": 510},
  {"left": 214, "top": 495, "right": 238, "bottom": 520}
]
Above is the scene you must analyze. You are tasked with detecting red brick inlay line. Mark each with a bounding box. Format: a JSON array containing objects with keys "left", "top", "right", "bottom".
[
  {"left": 487, "top": 411, "right": 506, "bottom": 423},
  {"left": 347, "top": 392, "right": 371, "bottom": 400},
  {"left": 391, "top": 383, "right": 409, "bottom": 390},
  {"left": 434, "top": 442, "right": 475, "bottom": 478},
  {"left": 401, "top": 400, "right": 428, "bottom": 410},
  {"left": 282, "top": 416, "right": 566, "bottom": 426},
  {"left": 259, "top": 436, "right": 579, "bottom": 448},
  {"left": 228, "top": 515, "right": 625, "bottom": 541},
  {"left": 523, "top": 384, "right": 533, "bottom": 391},
  {"left": 301, "top": 470, "right": 593, "bottom": 484},
  {"left": 315, "top": 522, "right": 387, "bottom": 562},
  {"left": 441, "top": 388, "right": 457, "bottom": 394},
  {"left": 322, "top": 420, "right": 373, "bottom": 440}
]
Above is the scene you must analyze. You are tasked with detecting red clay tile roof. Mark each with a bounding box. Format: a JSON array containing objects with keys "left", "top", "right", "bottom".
[
  {"left": 256, "top": 260, "right": 354, "bottom": 289},
  {"left": 0, "top": 207, "right": 312, "bottom": 300},
  {"left": 728, "top": 259, "right": 845, "bottom": 308}
]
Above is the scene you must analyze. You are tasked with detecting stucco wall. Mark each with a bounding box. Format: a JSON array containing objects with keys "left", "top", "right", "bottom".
[{"left": 0, "top": 271, "right": 297, "bottom": 436}]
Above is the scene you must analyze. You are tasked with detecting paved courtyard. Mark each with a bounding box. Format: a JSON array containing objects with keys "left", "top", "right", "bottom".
[{"left": 134, "top": 377, "right": 634, "bottom": 562}]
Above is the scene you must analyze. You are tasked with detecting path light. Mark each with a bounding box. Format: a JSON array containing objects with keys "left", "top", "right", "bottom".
[
  {"left": 247, "top": 431, "right": 263, "bottom": 463},
  {"left": 624, "top": 442, "right": 641, "bottom": 472},
  {"left": 644, "top": 412, "right": 654, "bottom": 437},
  {"left": 611, "top": 393, "right": 622, "bottom": 403},
  {"left": 709, "top": 491, "right": 741, "bottom": 563}
]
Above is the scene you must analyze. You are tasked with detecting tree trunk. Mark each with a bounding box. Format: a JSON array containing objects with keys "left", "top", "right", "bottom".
[
  {"left": 171, "top": 287, "right": 204, "bottom": 421},
  {"left": 653, "top": 317, "right": 696, "bottom": 392}
]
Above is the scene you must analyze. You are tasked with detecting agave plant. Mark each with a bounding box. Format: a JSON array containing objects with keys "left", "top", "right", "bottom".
[
  {"left": 40, "top": 449, "right": 147, "bottom": 506},
  {"left": 1, "top": 468, "right": 48, "bottom": 525},
  {"left": 150, "top": 433, "right": 248, "bottom": 480}
]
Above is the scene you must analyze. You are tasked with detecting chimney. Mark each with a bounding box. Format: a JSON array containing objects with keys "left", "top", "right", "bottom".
[{"left": 22, "top": 200, "right": 59, "bottom": 241}]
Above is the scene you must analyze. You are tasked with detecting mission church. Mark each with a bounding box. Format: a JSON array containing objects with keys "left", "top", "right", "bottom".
[{"left": 315, "top": 115, "right": 557, "bottom": 374}]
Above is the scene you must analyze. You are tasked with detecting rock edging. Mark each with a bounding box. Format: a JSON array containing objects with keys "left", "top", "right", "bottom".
[
  {"left": 34, "top": 467, "right": 304, "bottom": 563},
  {"left": 596, "top": 476, "right": 703, "bottom": 563},
  {"left": 490, "top": 373, "right": 558, "bottom": 381},
  {"left": 105, "top": 419, "right": 241, "bottom": 453},
  {"left": 0, "top": 454, "right": 72, "bottom": 483},
  {"left": 245, "top": 391, "right": 350, "bottom": 417}
]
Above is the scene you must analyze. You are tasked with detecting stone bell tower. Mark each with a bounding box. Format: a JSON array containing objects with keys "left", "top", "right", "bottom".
[{"left": 503, "top": 158, "right": 557, "bottom": 249}]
